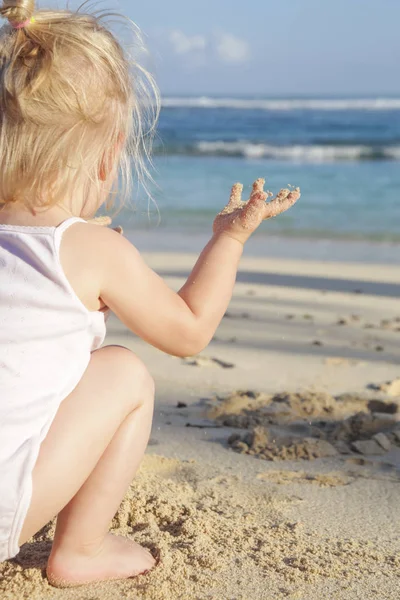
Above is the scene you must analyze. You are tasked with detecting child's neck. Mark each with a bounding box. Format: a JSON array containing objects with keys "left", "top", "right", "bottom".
[{"left": 0, "top": 202, "right": 77, "bottom": 227}]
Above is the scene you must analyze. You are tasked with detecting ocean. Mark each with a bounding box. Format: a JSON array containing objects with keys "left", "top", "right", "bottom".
[{"left": 119, "top": 97, "right": 400, "bottom": 247}]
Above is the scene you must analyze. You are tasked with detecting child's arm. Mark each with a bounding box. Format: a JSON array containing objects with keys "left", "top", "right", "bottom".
[{"left": 96, "top": 179, "right": 300, "bottom": 357}]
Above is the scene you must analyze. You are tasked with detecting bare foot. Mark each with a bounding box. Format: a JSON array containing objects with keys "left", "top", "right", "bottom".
[{"left": 46, "top": 533, "right": 158, "bottom": 588}]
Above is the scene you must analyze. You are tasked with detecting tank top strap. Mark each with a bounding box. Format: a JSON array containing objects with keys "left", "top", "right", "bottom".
[
  {"left": 53, "top": 217, "right": 87, "bottom": 255},
  {"left": 56, "top": 216, "right": 87, "bottom": 236}
]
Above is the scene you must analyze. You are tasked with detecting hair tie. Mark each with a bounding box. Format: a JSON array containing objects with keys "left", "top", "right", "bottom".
[{"left": 10, "top": 17, "right": 35, "bottom": 30}]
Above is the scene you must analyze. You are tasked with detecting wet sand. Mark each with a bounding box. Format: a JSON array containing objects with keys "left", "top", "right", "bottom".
[{"left": 2, "top": 251, "right": 400, "bottom": 599}]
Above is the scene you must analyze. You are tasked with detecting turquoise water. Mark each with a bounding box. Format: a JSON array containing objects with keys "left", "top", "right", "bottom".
[
  {"left": 122, "top": 155, "right": 400, "bottom": 242},
  {"left": 118, "top": 98, "right": 400, "bottom": 242}
]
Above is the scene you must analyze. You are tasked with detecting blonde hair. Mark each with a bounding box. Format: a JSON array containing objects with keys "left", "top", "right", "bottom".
[{"left": 0, "top": 0, "right": 160, "bottom": 214}]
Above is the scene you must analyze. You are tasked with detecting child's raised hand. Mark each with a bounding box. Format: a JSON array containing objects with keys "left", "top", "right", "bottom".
[{"left": 213, "top": 178, "right": 300, "bottom": 244}]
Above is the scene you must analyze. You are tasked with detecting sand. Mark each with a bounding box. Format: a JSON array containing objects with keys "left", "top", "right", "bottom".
[
  {"left": 2, "top": 249, "right": 400, "bottom": 599},
  {"left": 205, "top": 388, "right": 400, "bottom": 460}
]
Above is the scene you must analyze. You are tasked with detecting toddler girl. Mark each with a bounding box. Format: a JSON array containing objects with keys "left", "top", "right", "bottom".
[{"left": 0, "top": 0, "right": 300, "bottom": 588}]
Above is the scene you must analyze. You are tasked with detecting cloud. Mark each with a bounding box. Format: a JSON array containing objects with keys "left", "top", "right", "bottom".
[
  {"left": 163, "top": 29, "right": 250, "bottom": 68},
  {"left": 168, "top": 30, "right": 207, "bottom": 55},
  {"left": 215, "top": 33, "right": 250, "bottom": 64}
]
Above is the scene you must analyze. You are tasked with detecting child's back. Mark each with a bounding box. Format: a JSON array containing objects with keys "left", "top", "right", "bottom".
[{"left": 0, "top": 218, "right": 106, "bottom": 560}]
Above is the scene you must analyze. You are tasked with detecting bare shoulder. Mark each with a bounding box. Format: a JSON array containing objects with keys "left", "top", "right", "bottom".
[
  {"left": 60, "top": 222, "right": 137, "bottom": 311},
  {"left": 62, "top": 221, "right": 137, "bottom": 261}
]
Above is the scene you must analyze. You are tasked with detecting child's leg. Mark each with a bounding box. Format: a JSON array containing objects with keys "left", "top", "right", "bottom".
[{"left": 18, "top": 345, "right": 156, "bottom": 587}]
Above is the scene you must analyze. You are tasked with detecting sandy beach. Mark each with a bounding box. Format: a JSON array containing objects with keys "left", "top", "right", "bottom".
[{"left": 2, "top": 247, "right": 400, "bottom": 600}]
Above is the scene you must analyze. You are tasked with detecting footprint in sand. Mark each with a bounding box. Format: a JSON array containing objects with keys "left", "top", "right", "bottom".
[
  {"left": 345, "top": 457, "right": 398, "bottom": 471},
  {"left": 336, "top": 318, "right": 348, "bottom": 326},
  {"left": 368, "top": 378, "right": 400, "bottom": 396},
  {"left": 148, "top": 438, "right": 160, "bottom": 446},
  {"left": 212, "top": 336, "right": 238, "bottom": 343},
  {"left": 224, "top": 311, "right": 250, "bottom": 320},
  {"left": 344, "top": 458, "right": 400, "bottom": 482},
  {"left": 181, "top": 355, "right": 235, "bottom": 369},
  {"left": 362, "top": 317, "right": 400, "bottom": 332}
]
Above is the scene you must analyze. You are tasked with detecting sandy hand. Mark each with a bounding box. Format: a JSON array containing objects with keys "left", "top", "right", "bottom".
[
  {"left": 87, "top": 216, "right": 123, "bottom": 235},
  {"left": 213, "top": 178, "right": 300, "bottom": 244}
]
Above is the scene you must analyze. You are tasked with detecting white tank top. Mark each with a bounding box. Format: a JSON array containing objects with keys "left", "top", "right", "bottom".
[{"left": 0, "top": 217, "right": 107, "bottom": 561}]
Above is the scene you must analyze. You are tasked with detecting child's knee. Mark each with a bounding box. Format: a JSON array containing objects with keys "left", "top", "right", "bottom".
[{"left": 99, "top": 345, "right": 155, "bottom": 407}]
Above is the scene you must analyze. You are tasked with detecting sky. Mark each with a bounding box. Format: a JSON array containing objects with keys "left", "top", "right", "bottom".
[{"left": 63, "top": 1, "right": 399, "bottom": 96}]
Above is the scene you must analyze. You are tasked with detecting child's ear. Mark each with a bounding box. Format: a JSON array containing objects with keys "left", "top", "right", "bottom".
[{"left": 99, "top": 134, "right": 125, "bottom": 181}]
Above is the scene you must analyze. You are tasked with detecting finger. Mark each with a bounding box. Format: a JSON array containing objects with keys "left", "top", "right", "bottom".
[
  {"left": 263, "top": 187, "right": 301, "bottom": 220},
  {"left": 87, "top": 216, "right": 112, "bottom": 227},
  {"left": 249, "top": 178, "right": 265, "bottom": 200},
  {"left": 241, "top": 191, "right": 268, "bottom": 229},
  {"left": 228, "top": 183, "right": 243, "bottom": 209}
]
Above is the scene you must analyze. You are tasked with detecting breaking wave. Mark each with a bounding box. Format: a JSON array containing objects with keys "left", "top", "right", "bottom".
[
  {"left": 162, "top": 97, "right": 400, "bottom": 112},
  {"left": 156, "top": 140, "right": 400, "bottom": 162}
]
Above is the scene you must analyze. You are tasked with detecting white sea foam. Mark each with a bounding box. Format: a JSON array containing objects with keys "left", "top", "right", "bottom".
[
  {"left": 162, "top": 97, "right": 400, "bottom": 111},
  {"left": 385, "top": 146, "right": 400, "bottom": 160},
  {"left": 194, "top": 141, "right": 400, "bottom": 161}
]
